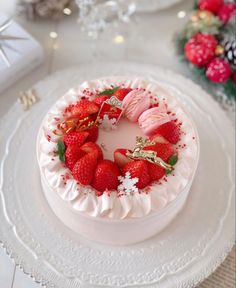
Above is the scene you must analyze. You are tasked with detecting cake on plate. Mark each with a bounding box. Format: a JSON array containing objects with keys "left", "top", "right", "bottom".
[{"left": 37, "top": 76, "right": 199, "bottom": 245}]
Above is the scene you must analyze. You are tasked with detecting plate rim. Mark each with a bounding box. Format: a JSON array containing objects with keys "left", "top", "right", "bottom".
[{"left": 0, "top": 62, "right": 235, "bottom": 288}]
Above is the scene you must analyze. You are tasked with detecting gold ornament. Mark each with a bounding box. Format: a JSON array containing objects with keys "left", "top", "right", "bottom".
[
  {"left": 191, "top": 10, "right": 215, "bottom": 26},
  {"left": 215, "top": 45, "right": 224, "bottom": 56},
  {"left": 126, "top": 136, "right": 173, "bottom": 171}
]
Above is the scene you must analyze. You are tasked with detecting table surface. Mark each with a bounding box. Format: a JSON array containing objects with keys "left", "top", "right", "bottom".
[{"left": 0, "top": 0, "right": 235, "bottom": 287}]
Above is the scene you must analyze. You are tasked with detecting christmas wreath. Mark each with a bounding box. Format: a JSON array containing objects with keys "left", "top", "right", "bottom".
[{"left": 176, "top": 0, "right": 236, "bottom": 107}]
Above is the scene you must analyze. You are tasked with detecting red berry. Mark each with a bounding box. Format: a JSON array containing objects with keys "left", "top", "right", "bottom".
[
  {"left": 114, "top": 148, "right": 132, "bottom": 168},
  {"left": 93, "top": 95, "right": 109, "bottom": 107},
  {"left": 92, "top": 160, "right": 120, "bottom": 192},
  {"left": 143, "top": 142, "right": 174, "bottom": 162},
  {"left": 184, "top": 33, "right": 217, "bottom": 67},
  {"left": 122, "top": 160, "right": 150, "bottom": 189},
  {"left": 87, "top": 126, "right": 99, "bottom": 142},
  {"left": 65, "top": 145, "right": 86, "bottom": 171},
  {"left": 80, "top": 142, "right": 103, "bottom": 161},
  {"left": 64, "top": 131, "right": 89, "bottom": 147},
  {"left": 233, "top": 72, "right": 236, "bottom": 84},
  {"left": 113, "top": 88, "right": 132, "bottom": 101},
  {"left": 198, "top": 0, "right": 223, "bottom": 14},
  {"left": 72, "top": 153, "right": 98, "bottom": 185},
  {"left": 218, "top": 3, "right": 236, "bottom": 23},
  {"left": 206, "top": 58, "right": 232, "bottom": 83},
  {"left": 71, "top": 100, "right": 99, "bottom": 116},
  {"left": 146, "top": 162, "right": 165, "bottom": 182},
  {"left": 153, "top": 121, "right": 181, "bottom": 144}
]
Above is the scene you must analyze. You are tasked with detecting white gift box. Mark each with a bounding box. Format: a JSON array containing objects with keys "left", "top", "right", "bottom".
[{"left": 0, "top": 14, "right": 44, "bottom": 94}]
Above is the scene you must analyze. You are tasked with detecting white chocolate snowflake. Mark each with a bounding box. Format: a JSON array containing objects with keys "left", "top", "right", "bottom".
[
  {"left": 118, "top": 172, "right": 139, "bottom": 195},
  {"left": 98, "top": 114, "right": 117, "bottom": 131}
]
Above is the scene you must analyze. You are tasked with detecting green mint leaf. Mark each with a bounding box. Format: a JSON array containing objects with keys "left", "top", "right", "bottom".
[
  {"left": 57, "top": 140, "right": 65, "bottom": 162},
  {"left": 165, "top": 169, "right": 172, "bottom": 175},
  {"left": 99, "top": 86, "right": 120, "bottom": 96},
  {"left": 168, "top": 155, "right": 178, "bottom": 166}
]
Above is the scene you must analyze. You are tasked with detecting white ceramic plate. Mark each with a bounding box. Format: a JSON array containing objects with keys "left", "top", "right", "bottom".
[{"left": 0, "top": 62, "right": 235, "bottom": 288}]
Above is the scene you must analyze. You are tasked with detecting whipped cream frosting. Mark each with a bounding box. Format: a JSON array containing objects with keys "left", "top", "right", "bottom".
[{"left": 37, "top": 77, "right": 199, "bottom": 220}]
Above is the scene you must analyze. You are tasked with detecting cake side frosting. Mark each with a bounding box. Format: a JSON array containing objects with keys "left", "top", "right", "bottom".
[{"left": 37, "top": 77, "right": 199, "bottom": 219}]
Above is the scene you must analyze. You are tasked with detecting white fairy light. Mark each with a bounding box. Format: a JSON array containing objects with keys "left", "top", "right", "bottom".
[
  {"left": 114, "top": 35, "right": 124, "bottom": 44},
  {"left": 177, "top": 11, "right": 186, "bottom": 19},
  {"left": 49, "top": 32, "right": 58, "bottom": 39},
  {"left": 63, "top": 8, "right": 72, "bottom": 15}
]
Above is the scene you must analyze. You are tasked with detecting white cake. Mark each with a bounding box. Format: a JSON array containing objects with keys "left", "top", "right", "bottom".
[{"left": 37, "top": 77, "right": 199, "bottom": 245}]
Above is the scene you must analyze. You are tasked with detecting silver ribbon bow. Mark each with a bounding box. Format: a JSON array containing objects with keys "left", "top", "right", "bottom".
[{"left": 0, "top": 18, "right": 27, "bottom": 67}]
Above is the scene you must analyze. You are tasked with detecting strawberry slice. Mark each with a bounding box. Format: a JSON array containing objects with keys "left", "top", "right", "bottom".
[
  {"left": 143, "top": 142, "right": 174, "bottom": 162},
  {"left": 113, "top": 88, "right": 132, "bottom": 101},
  {"left": 64, "top": 131, "right": 89, "bottom": 147},
  {"left": 72, "top": 153, "right": 98, "bottom": 185},
  {"left": 114, "top": 149, "right": 132, "bottom": 168},
  {"left": 80, "top": 142, "right": 103, "bottom": 161},
  {"left": 71, "top": 100, "right": 99, "bottom": 116},
  {"left": 92, "top": 160, "right": 120, "bottom": 192},
  {"left": 93, "top": 95, "right": 109, "bottom": 107},
  {"left": 87, "top": 126, "right": 99, "bottom": 142},
  {"left": 153, "top": 121, "right": 181, "bottom": 144},
  {"left": 65, "top": 145, "right": 86, "bottom": 171},
  {"left": 122, "top": 160, "right": 150, "bottom": 189}
]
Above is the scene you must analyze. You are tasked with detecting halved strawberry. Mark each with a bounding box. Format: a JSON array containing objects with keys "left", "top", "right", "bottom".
[
  {"left": 149, "top": 134, "right": 168, "bottom": 144},
  {"left": 113, "top": 88, "right": 132, "bottom": 101},
  {"left": 71, "top": 100, "right": 99, "bottom": 116},
  {"left": 114, "top": 148, "right": 132, "bottom": 168},
  {"left": 64, "top": 131, "right": 89, "bottom": 147},
  {"left": 153, "top": 121, "right": 181, "bottom": 144},
  {"left": 65, "top": 145, "right": 86, "bottom": 171},
  {"left": 72, "top": 153, "right": 98, "bottom": 185},
  {"left": 92, "top": 160, "right": 120, "bottom": 192},
  {"left": 87, "top": 126, "right": 99, "bottom": 142},
  {"left": 143, "top": 142, "right": 174, "bottom": 162},
  {"left": 122, "top": 160, "right": 150, "bottom": 189},
  {"left": 80, "top": 142, "right": 103, "bottom": 161},
  {"left": 93, "top": 95, "right": 109, "bottom": 107}
]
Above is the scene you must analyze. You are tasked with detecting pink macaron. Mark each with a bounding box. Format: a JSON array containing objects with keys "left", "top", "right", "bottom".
[
  {"left": 122, "top": 89, "right": 150, "bottom": 122},
  {"left": 138, "top": 106, "right": 172, "bottom": 136}
]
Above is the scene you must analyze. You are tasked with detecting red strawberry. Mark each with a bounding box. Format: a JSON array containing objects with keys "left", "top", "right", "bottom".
[
  {"left": 143, "top": 142, "right": 174, "bottom": 162},
  {"left": 72, "top": 153, "right": 97, "bottom": 185},
  {"left": 206, "top": 58, "right": 232, "bottom": 83},
  {"left": 93, "top": 95, "right": 109, "bottom": 107},
  {"left": 146, "top": 162, "right": 165, "bottom": 182},
  {"left": 71, "top": 100, "right": 99, "bottom": 116},
  {"left": 65, "top": 145, "right": 86, "bottom": 170},
  {"left": 122, "top": 160, "right": 150, "bottom": 189},
  {"left": 92, "top": 160, "right": 120, "bottom": 192},
  {"left": 113, "top": 88, "right": 132, "bottom": 101},
  {"left": 198, "top": 0, "right": 223, "bottom": 14},
  {"left": 80, "top": 142, "right": 103, "bottom": 161},
  {"left": 153, "top": 121, "right": 181, "bottom": 144},
  {"left": 87, "top": 126, "right": 99, "bottom": 142},
  {"left": 64, "top": 131, "right": 89, "bottom": 147},
  {"left": 184, "top": 33, "right": 217, "bottom": 67},
  {"left": 114, "top": 148, "right": 132, "bottom": 168}
]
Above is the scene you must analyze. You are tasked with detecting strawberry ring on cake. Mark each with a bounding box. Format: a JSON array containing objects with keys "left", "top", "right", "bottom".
[{"left": 37, "top": 77, "right": 199, "bottom": 244}]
